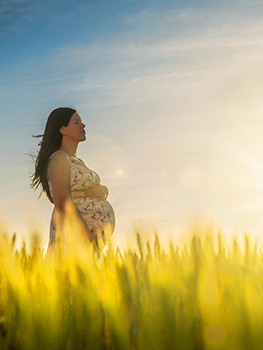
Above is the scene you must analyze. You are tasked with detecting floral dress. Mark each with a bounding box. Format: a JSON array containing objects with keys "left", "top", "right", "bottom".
[{"left": 48, "top": 152, "right": 115, "bottom": 249}]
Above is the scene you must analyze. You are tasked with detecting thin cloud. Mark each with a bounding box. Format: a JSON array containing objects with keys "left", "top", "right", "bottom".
[
  {"left": 0, "top": 0, "right": 43, "bottom": 28},
  {"left": 2, "top": 6, "right": 263, "bottom": 113},
  {"left": 47, "top": 15, "right": 263, "bottom": 107}
]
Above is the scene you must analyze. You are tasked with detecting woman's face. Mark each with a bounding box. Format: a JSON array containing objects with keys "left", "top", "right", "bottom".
[{"left": 60, "top": 112, "right": 86, "bottom": 142}]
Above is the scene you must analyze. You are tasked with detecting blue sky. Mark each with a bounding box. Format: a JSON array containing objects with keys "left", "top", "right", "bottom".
[{"left": 1, "top": 0, "right": 263, "bottom": 249}]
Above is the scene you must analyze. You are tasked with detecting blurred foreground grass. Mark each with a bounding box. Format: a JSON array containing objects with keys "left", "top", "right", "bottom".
[{"left": 0, "top": 221, "right": 262, "bottom": 349}]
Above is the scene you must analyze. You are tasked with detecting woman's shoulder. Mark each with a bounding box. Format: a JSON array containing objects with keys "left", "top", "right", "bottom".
[
  {"left": 49, "top": 150, "right": 70, "bottom": 161},
  {"left": 48, "top": 151, "right": 70, "bottom": 179}
]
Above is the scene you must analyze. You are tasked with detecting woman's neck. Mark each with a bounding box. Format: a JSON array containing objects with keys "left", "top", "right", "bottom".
[{"left": 60, "top": 139, "right": 78, "bottom": 157}]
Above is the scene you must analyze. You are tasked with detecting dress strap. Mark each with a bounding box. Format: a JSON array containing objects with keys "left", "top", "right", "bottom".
[{"left": 49, "top": 150, "right": 71, "bottom": 160}]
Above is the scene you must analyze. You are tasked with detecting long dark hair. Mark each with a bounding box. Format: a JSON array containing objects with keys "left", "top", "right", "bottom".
[{"left": 31, "top": 107, "right": 76, "bottom": 202}]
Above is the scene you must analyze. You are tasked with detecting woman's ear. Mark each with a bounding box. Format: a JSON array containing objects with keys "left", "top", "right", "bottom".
[{"left": 60, "top": 126, "right": 67, "bottom": 136}]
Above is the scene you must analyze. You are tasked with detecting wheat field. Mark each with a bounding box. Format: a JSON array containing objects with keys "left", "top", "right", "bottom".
[{"left": 0, "top": 212, "right": 262, "bottom": 349}]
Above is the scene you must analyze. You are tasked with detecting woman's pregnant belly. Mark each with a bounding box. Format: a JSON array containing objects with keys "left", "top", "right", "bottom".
[{"left": 72, "top": 196, "right": 115, "bottom": 239}]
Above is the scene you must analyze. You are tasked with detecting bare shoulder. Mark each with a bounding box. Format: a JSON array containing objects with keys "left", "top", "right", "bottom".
[
  {"left": 49, "top": 150, "right": 69, "bottom": 161},
  {"left": 48, "top": 151, "right": 70, "bottom": 180}
]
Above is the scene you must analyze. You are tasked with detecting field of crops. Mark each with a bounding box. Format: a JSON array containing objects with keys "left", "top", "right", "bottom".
[{"left": 0, "top": 212, "right": 263, "bottom": 349}]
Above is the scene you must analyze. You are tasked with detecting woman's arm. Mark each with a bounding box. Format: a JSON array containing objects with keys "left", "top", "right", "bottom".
[
  {"left": 81, "top": 184, "right": 109, "bottom": 200},
  {"left": 48, "top": 151, "right": 97, "bottom": 244}
]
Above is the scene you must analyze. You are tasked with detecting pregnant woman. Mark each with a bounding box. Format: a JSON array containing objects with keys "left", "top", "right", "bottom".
[{"left": 31, "top": 107, "right": 115, "bottom": 251}]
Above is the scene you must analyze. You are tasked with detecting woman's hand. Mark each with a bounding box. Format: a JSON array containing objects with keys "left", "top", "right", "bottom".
[{"left": 82, "top": 184, "right": 108, "bottom": 201}]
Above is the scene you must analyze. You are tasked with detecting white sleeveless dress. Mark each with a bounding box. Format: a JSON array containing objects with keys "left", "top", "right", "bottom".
[{"left": 47, "top": 152, "right": 115, "bottom": 249}]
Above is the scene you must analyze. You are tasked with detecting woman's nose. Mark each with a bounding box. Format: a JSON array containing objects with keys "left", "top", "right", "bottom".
[{"left": 81, "top": 122, "right": 85, "bottom": 128}]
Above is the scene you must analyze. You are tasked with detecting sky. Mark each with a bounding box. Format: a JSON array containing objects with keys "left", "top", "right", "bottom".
[{"left": 1, "top": 0, "right": 263, "bottom": 250}]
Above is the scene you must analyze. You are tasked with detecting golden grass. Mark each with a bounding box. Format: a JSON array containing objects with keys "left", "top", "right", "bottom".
[{"left": 0, "top": 210, "right": 262, "bottom": 349}]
